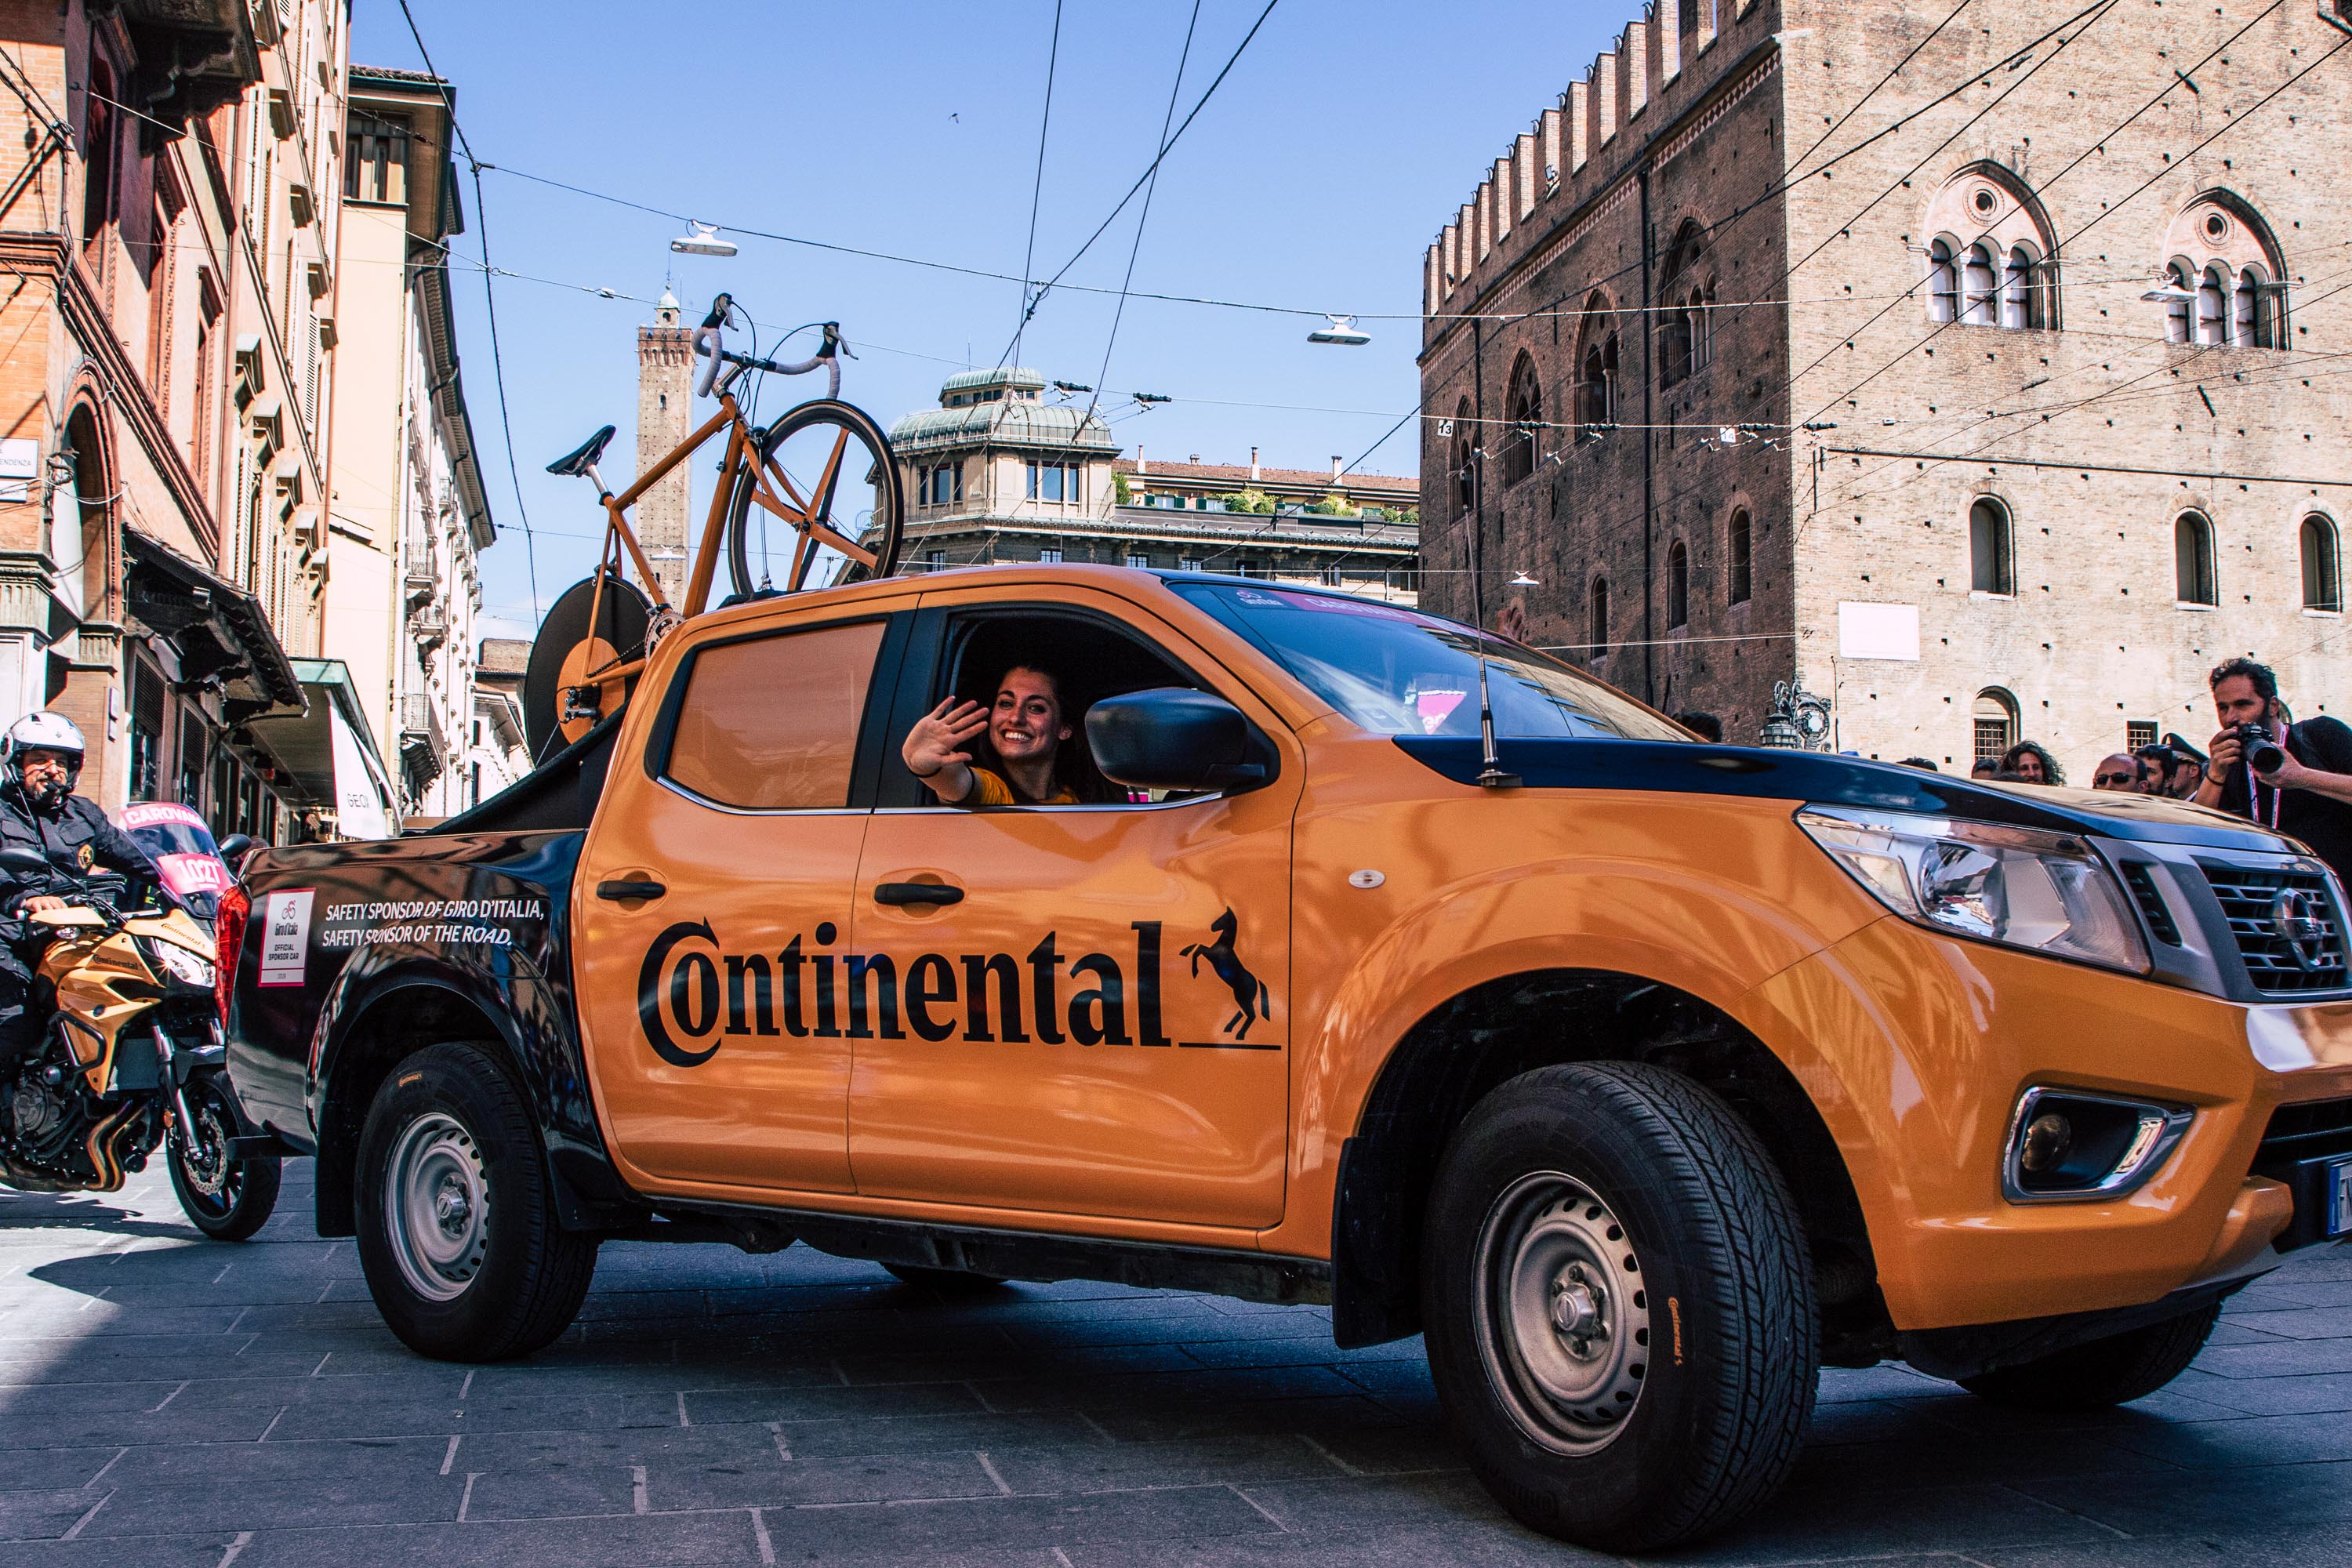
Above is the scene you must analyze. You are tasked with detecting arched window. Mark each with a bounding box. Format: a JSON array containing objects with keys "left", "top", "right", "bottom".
[
  {"left": 2163, "top": 260, "right": 2193, "bottom": 344},
  {"left": 1589, "top": 575, "right": 1610, "bottom": 659},
  {"left": 1503, "top": 354, "right": 1541, "bottom": 486},
  {"left": 1450, "top": 400, "right": 1473, "bottom": 520},
  {"left": 1969, "top": 497, "right": 2013, "bottom": 595},
  {"left": 1667, "top": 541, "right": 1690, "bottom": 629},
  {"left": 1575, "top": 299, "right": 1619, "bottom": 429},
  {"left": 1927, "top": 238, "right": 1959, "bottom": 324},
  {"left": 2238, "top": 265, "right": 2277, "bottom": 348},
  {"left": 1973, "top": 688, "right": 2020, "bottom": 763},
  {"left": 1726, "top": 507, "right": 1752, "bottom": 604},
  {"left": 1962, "top": 243, "right": 1998, "bottom": 326},
  {"left": 81, "top": 59, "right": 115, "bottom": 249},
  {"left": 1657, "top": 223, "right": 1708, "bottom": 387},
  {"left": 2198, "top": 267, "right": 2228, "bottom": 346},
  {"left": 2303, "top": 514, "right": 2342, "bottom": 612},
  {"left": 2174, "top": 512, "right": 2216, "bottom": 605},
  {"left": 1922, "top": 171, "right": 2060, "bottom": 329},
  {"left": 2168, "top": 196, "right": 2288, "bottom": 348},
  {"left": 2002, "top": 243, "right": 2046, "bottom": 329}
]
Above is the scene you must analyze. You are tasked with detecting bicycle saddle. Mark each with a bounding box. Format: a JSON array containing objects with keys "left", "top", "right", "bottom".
[{"left": 546, "top": 424, "right": 617, "bottom": 477}]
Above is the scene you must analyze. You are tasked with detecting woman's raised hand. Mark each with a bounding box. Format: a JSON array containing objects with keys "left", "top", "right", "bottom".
[{"left": 902, "top": 698, "right": 988, "bottom": 784}]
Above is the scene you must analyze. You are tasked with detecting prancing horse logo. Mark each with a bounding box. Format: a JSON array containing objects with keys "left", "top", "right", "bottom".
[{"left": 1181, "top": 906, "right": 1270, "bottom": 1041}]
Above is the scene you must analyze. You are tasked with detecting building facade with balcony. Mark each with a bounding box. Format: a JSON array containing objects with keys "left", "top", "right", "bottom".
[
  {"left": 0, "top": 0, "right": 371, "bottom": 844},
  {"left": 887, "top": 368, "right": 1419, "bottom": 595},
  {"left": 322, "top": 64, "right": 493, "bottom": 822}
]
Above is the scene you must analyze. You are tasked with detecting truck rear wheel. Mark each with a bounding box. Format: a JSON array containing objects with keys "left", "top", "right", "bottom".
[
  {"left": 1421, "top": 1062, "right": 1817, "bottom": 1553},
  {"left": 354, "top": 1042, "right": 597, "bottom": 1362},
  {"left": 1956, "top": 1301, "right": 2221, "bottom": 1410}
]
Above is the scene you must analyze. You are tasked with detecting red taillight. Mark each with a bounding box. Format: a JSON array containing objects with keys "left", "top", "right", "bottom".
[{"left": 215, "top": 882, "right": 248, "bottom": 1023}]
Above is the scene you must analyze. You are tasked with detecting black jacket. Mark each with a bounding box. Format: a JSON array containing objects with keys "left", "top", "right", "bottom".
[
  {"left": 0, "top": 786, "right": 163, "bottom": 948},
  {"left": 2216, "top": 716, "right": 2352, "bottom": 886}
]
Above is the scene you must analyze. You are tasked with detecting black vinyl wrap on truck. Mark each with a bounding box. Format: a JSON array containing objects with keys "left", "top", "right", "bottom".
[{"left": 223, "top": 725, "right": 637, "bottom": 1236}]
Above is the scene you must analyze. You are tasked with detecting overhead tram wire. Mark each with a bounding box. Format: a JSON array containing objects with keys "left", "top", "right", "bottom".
[
  {"left": 995, "top": 0, "right": 1285, "bottom": 363},
  {"left": 1797, "top": 0, "right": 2314, "bottom": 426},
  {"left": 1054, "top": 2, "right": 1205, "bottom": 484},
  {"left": 1007, "top": 0, "right": 1065, "bottom": 371},
  {"left": 1791, "top": 25, "right": 2352, "bottom": 516},
  {"left": 394, "top": 0, "right": 542, "bottom": 622}
]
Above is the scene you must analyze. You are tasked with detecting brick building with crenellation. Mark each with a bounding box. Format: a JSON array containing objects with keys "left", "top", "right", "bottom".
[{"left": 1420, "top": 0, "right": 2352, "bottom": 775}]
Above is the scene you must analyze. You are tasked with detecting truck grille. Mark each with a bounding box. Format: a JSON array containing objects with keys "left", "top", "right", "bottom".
[{"left": 2199, "top": 862, "right": 2350, "bottom": 993}]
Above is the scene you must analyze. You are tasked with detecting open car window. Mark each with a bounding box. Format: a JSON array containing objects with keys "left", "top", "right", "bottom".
[
  {"left": 896, "top": 607, "right": 1220, "bottom": 808},
  {"left": 1174, "top": 583, "right": 1689, "bottom": 743}
]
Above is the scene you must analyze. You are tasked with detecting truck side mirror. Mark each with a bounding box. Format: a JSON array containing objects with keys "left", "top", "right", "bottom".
[
  {"left": 0, "top": 847, "right": 49, "bottom": 877},
  {"left": 1086, "top": 688, "right": 1266, "bottom": 792},
  {"left": 218, "top": 834, "right": 256, "bottom": 869}
]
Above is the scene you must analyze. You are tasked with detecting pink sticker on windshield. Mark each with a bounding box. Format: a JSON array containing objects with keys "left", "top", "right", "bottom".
[{"left": 1415, "top": 689, "right": 1467, "bottom": 732}]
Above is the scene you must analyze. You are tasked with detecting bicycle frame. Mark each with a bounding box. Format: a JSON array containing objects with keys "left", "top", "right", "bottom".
[{"left": 563, "top": 379, "right": 880, "bottom": 731}]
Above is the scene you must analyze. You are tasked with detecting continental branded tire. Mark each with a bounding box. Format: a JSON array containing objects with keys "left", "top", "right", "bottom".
[
  {"left": 1421, "top": 1062, "right": 1817, "bottom": 1552},
  {"left": 354, "top": 1042, "right": 597, "bottom": 1361}
]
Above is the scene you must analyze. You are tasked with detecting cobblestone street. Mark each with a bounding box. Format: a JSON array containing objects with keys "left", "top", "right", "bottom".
[{"left": 8, "top": 1166, "right": 2352, "bottom": 1566}]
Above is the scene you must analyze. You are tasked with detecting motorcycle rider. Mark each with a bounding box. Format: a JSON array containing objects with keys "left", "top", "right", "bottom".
[{"left": 0, "top": 712, "right": 165, "bottom": 1076}]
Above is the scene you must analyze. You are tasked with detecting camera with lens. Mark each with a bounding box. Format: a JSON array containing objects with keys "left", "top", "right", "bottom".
[{"left": 2237, "top": 721, "right": 2288, "bottom": 775}]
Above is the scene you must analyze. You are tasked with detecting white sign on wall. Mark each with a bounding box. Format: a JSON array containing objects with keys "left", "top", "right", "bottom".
[
  {"left": 0, "top": 438, "right": 37, "bottom": 503},
  {"left": 1837, "top": 601, "right": 1922, "bottom": 662}
]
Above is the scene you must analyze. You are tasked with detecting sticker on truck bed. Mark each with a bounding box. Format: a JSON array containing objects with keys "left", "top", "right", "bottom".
[
  {"left": 635, "top": 909, "right": 1279, "bottom": 1068},
  {"left": 257, "top": 889, "right": 315, "bottom": 986}
]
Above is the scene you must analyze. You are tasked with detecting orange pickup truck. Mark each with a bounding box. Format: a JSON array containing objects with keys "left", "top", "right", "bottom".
[{"left": 220, "top": 567, "right": 2352, "bottom": 1549}]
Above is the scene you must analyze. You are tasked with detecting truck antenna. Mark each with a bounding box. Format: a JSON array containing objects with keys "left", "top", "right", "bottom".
[{"left": 1463, "top": 444, "right": 1519, "bottom": 789}]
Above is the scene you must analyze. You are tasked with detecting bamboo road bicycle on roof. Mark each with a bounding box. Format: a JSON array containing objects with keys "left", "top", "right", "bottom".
[{"left": 522, "top": 294, "right": 906, "bottom": 757}]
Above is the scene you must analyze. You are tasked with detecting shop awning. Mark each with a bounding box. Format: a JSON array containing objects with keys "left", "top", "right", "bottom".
[
  {"left": 241, "top": 659, "right": 399, "bottom": 840},
  {"left": 122, "top": 528, "right": 306, "bottom": 719}
]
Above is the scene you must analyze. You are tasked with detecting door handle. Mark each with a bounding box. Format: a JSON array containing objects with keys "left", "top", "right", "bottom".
[
  {"left": 873, "top": 881, "right": 964, "bottom": 907},
  {"left": 597, "top": 879, "right": 667, "bottom": 902}
]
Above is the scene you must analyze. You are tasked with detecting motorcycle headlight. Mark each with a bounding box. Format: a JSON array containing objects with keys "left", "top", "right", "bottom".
[
  {"left": 140, "top": 937, "right": 216, "bottom": 990},
  {"left": 1797, "top": 806, "right": 2150, "bottom": 975}
]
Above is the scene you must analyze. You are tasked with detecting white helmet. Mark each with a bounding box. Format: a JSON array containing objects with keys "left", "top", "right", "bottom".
[{"left": 2, "top": 710, "right": 85, "bottom": 805}]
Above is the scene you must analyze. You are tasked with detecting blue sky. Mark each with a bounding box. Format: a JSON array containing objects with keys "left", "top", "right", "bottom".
[{"left": 354, "top": 2, "right": 1633, "bottom": 637}]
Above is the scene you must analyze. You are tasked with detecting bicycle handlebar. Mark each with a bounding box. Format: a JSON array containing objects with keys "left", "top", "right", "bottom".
[{"left": 694, "top": 308, "right": 848, "bottom": 401}]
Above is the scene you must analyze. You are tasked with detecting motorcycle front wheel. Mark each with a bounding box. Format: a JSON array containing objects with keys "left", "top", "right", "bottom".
[{"left": 169, "top": 1070, "right": 281, "bottom": 1241}]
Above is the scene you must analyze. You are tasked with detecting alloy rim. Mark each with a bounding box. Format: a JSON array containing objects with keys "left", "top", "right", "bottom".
[
  {"left": 385, "top": 1112, "right": 488, "bottom": 1303},
  {"left": 1472, "top": 1170, "right": 1652, "bottom": 1455}
]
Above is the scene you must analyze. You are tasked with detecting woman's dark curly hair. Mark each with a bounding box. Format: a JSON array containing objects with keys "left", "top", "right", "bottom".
[{"left": 1998, "top": 739, "right": 2064, "bottom": 786}]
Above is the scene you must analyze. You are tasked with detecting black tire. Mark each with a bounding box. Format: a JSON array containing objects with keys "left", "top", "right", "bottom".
[
  {"left": 884, "top": 1261, "right": 1010, "bottom": 1293},
  {"left": 354, "top": 1042, "right": 597, "bottom": 1362},
  {"left": 1956, "top": 1301, "right": 2222, "bottom": 1410},
  {"left": 168, "top": 1070, "right": 281, "bottom": 1242},
  {"left": 725, "top": 398, "right": 904, "bottom": 598},
  {"left": 1421, "top": 1062, "right": 1817, "bottom": 1554}
]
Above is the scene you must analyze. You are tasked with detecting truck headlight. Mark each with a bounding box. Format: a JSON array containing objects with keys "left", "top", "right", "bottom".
[
  {"left": 1797, "top": 806, "right": 2150, "bottom": 974},
  {"left": 140, "top": 937, "right": 216, "bottom": 990}
]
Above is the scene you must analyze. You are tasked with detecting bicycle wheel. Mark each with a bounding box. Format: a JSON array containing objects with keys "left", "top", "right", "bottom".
[{"left": 725, "top": 399, "right": 904, "bottom": 600}]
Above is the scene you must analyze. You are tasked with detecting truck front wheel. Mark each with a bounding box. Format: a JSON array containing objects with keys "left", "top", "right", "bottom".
[
  {"left": 354, "top": 1042, "right": 598, "bottom": 1361},
  {"left": 1421, "top": 1062, "right": 1817, "bottom": 1553},
  {"left": 1957, "top": 1301, "right": 2222, "bottom": 1410}
]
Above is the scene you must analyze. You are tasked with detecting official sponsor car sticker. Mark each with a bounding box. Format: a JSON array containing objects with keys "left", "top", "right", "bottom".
[{"left": 258, "top": 889, "right": 315, "bottom": 986}]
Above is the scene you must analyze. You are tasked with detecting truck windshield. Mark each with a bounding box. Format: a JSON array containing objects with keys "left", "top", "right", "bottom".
[{"left": 1174, "top": 583, "right": 1690, "bottom": 742}]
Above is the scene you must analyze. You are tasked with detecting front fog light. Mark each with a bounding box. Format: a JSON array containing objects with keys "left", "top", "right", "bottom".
[
  {"left": 2019, "top": 1112, "right": 2074, "bottom": 1175},
  {"left": 2003, "top": 1087, "right": 2192, "bottom": 1201}
]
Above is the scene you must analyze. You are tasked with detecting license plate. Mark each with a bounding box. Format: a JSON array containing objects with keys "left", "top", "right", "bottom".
[{"left": 2331, "top": 1158, "right": 2352, "bottom": 1238}]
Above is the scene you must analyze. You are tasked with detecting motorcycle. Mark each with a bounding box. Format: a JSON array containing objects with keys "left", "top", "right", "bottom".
[{"left": 0, "top": 844, "right": 280, "bottom": 1239}]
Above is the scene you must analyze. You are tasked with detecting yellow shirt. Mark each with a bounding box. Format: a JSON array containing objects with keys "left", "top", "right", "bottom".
[{"left": 964, "top": 768, "right": 1076, "bottom": 807}]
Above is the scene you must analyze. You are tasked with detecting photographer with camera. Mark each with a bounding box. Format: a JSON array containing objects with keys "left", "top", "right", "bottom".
[{"left": 2194, "top": 658, "right": 2352, "bottom": 884}]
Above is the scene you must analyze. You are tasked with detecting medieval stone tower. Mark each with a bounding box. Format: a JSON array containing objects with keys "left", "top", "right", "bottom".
[{"left": 634, "top": 289, "right": 695, "bottom": 603}]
